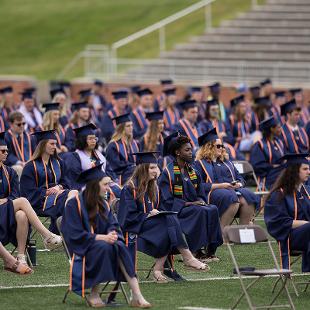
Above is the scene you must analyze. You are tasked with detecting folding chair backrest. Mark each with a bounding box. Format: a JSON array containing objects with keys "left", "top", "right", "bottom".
[
  {"left": 56, "top": 216, "right": 71, "bottom": 262},
  {"left": 223, "top": 225, "right": 268, "bottom": 244},
  {"left": 233, "top": 160, "right": 254, "bottom": 175}
]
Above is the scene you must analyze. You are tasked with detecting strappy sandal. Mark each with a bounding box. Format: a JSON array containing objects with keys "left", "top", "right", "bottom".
[
  {"left": 152, "top": 270, "right": 169, "bottom": 283},
  {"left": 85, "top": 295, "right": 105, "bottom": 308},
  {"left": 130, "top": 299, "right": 152, "bottom": 308},
  {"left": 43, "top": 234, "right": 62, "bottom": 251},
  {"left": 16, "top": 254, "right": 28, "bottom": 265},
  {"left": 183, "top": 258, "right": 210, "bottom": 272},
  {"left": 4, "top": 261, "right": 33, "bottom": 275},
  {"left": 204, "top": 255, "right": 220, "bottom": 263}
]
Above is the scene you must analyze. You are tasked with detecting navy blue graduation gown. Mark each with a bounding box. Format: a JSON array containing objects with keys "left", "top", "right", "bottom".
[
  {"left": 280, "top": 123, "right": 309, "bottom": 154},
  {"left": 4, "top": 130, "right": 35, "bottom": 166},
  {"left": 100, "top": 108, "right": 119, "bottom": 142},
  {"left": 264, "top": 186, "right": 310, "bottom": 271},
  {"left": 20, "top": 157, "right": 70, "bottom": 233},
  {"left": 64, "top": 123, "right": 78, "bottom": 152},
  {"left": 158, "top": 162, "right": 222, "bottom": 252},
  {"left": 61, "top": 193, "right": 135, "bottom": 297},
  {"left": 106, "top": 139, "right": 139, "bottom": 186},
  {"left": 250, "top": 137, "right": 285, "bottom": 190},
  {"left": 228, "top": 114, "right": 253, "bottom": 149},
  {"left": 130, "top": 107, "right": 149, "bottom": 140},
  {"left": 163, "top": 108, "right": 180, "bottom": 133},
  {"left": 194, "top": 159, "right": 239, "bottom": 217},
  {"left": 210, "top": 159, "right": 260, "bottom": 210},
  {"left": 0, "top": 165, "right": 19, "bottom": 246},
  {"left": 172, "top": 119, "right": 202, "bottom": 152},
  {"left": 118, "top": 183, "right": 187, "bottom": 259}
]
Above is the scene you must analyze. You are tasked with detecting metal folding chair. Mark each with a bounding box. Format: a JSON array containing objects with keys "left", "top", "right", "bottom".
[
  {"left": 223, "top": 224, "right": 295, "bottom": 310},
  {"left": 56, "top": 216, "right": 130, "bottom": 306}
]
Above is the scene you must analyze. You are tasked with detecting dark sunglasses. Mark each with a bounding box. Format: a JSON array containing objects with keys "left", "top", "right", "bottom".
[
  {"left": 15, "top": 122, "right": 26, "bottom": 127},
  {"left": 216, "top": 144, "right": 225, "bottom": 149},
  {"left": 0, "top": 149, "right": 8, "bottom": 154}
]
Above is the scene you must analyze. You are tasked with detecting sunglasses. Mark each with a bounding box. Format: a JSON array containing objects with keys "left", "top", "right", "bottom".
[
  {"left": 0, "top": 149, "right": 8, "bottom": 154},
  {"left": 216, "top": 144, "right": 225, "bottom": 149},
  {"left": 15, "top": 122, "right": 26, "bottom": 127}
]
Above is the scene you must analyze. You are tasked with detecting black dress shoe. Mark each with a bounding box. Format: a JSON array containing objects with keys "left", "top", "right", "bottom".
[{"left": 163, "top": 269, "right": 186, "bottom": 281}]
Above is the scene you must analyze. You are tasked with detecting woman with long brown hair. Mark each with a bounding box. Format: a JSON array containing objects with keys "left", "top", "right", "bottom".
[
  {"left": 61, "top": 164, "right": 151, "bottom": 308},
  {"left": 118, "top": 152, "right": 207, "bottom": 283},
  {"left": 20, "top": 130, "right": 77, "bottom": 233},
  {"left": 106, "top": 113, "right": 139, "bottom": 185},
  {"left": 264, "top": 153, "right": 310, "bottom": 272},
  {"left": 40, "top": 103, "right": 68, "bottom": 153},
  {"left": 195, "top": 128, "right": 259, "bottom": 228}
]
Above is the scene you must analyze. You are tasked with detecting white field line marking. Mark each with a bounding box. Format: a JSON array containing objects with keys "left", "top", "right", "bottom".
[
  {"left": 0, "top": 273, "right": 309, "bottom": 290},
  {"left": 179, "top": 307, "right": 228, "bottom": 310}
]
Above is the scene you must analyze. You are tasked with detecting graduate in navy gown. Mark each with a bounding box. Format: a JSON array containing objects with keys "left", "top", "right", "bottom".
[
  {"left": 0, "top": 86, "right": 15, "bottom": 125},
  {"left": 100, "top": 90, "right": 129, "bottom": 143},
  {"left": 270, "top": 91, "right": 285, "bottom": 124},
  {"left": 250, "top": 117, "right": 285, "bottom": 190},
  {"left": 250, "top": 96, "right": 272, "bottom": 132},
  {"left": 61, "top": 164, "right": 151, "bottom": 308},
  {"left": 162, "top": 88, "right": 180, "bottom": 133},
  {"left": 158, "top": 133, "right": 223, "bottom": 262},
  {"left": 118, "top": 152, "right": 207, "bottom": 283},
  {"left": 172, "top": 100, "right": 202, "bottom": 153},
  {"left": 131, "top": 88, "right": 153, "bottom": 140},
  {"left": 290, "top": 88, "right": 309, "bottom": 128},
  {"left": 208, "top": 82, "right": 227, "bottom": 123},
  {"left": 20, "top": 130, "right": 77, "bottom": 233},
  {"left": 4, "top": 111, "right": 35, "bottom": 177},
  {"left": 106, "top": 114, "right": 139, "bottom": 186},
  {"left": 0, "top": 132, "right": 62, "bottom": 272},
  {"left": 64, "top": 102, "right": 90, "bottom": 152},
  {"left": 139, "top": 111, "right": 167, "bottom": 169},
  {"left": 50, "top": 87, "right": 71, "bottom": 127},
  {"left": 280, "top": 99, "right": 309, "bottom": 154},
  {"left": 264, "top": 153, "right": 310, "bottom": 272}
]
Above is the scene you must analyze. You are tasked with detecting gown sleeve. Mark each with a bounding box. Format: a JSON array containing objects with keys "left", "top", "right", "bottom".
[
  {"left": 250, "top": 142, "right": 271, "bottom": 177},
  {"left": 106, "top": 142, "right": 132, "bottom": 174},
  {"left": 117, "top": 185, "right": 147, "bottom": 234},
  {"left": 193, "top": 161, "right": 212, "bottom": 192},
  {"left": 8, "top": 167, "right": 20, "bottom": 199},
  {"left": 65, "top": 152, "right": 82, "bottom": 189},
  {"left": 61, "top": 197, "right": 96, "bottom": 257},
  {"left": 264, "top": 190, "right": 293, "bottom": 242}
]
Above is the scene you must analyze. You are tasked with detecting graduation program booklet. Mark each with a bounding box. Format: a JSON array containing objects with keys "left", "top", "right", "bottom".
[{"left": 147, "top": 211, "right": 178, "bottom": 218}]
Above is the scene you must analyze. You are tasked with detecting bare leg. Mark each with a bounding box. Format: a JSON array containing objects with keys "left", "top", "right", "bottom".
[
  {"left": 239, "top": 197, "right": 255, "bottom": 225},
  {"left": 87, "top": 284, "right": 104, "bottom": 306},
  {"left": 178, "top": 247, "right": 207, "bottom": 269},
  {"left": 220, "top": 203, "right": 239, "bottom": 230},
  {"left": 13, "top": 198, "right": 51, "bottom": 239},
  {"left": 0, "top": 243, "right": 17, "bottom": 267},
  {"left": 15, "top": 210, "right": 28, "bottom": 255},
  {"left": 119, "top": 260, "right": 150, "bottom": 306}
]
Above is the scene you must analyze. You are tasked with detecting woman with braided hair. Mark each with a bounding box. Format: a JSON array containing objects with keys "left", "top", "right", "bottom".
[{"left": 158, "top": 133, "right": 223, "bottom": 262}]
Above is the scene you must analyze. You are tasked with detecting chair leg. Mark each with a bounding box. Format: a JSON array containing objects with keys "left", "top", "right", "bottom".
[
  {"left": 276, "top": 276, "right": 296, "bottom": 310},
  {"left": 120, "top": 282, "right": 130, "bottom": 305},
  {"left": 290, "top": 276, "right": 299, "bottom": 297},
  {"left": 99, "top": 282, "right": 110, "bottom": 298},
  {"left": 63, "top": 287, "right": 70, "bottom": 303},
  {"left": 25, "top": 249, "right": 33, "bottom": 269},
  {"left": 145, "top": 263, "right": 155, "bottom": 280},
  {"left": 106, "top": 282, "right": 120, "bottom": 304}
]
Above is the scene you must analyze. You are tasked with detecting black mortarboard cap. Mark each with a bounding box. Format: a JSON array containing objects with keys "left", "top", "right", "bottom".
[
  {"left": 42, "top": 102, "right": 60, "bottom": 112},
  {"left": 145, "top": 111, "right": 164, "bottom": 121},
  {"left": 160, "top": 79, "right": 173, "bottom": 85},
  {"left": 274, "top": 91, "right": 286, "bottom": 98},
  {"left": 0, "top": 86, "right": 13, "bottom": 94},
  {"left": 254, "top": 96, "right": 271, "bottom": 106},
  {"left": 50, "top": 87, "right": 65, "bottom": 99},
  {"left": 137, "top": 88, "right": 153, "bottom": 97},
  {"left": 94, "top": 79, "right": 103, "bottom": 86},
  {"left": 77, "top": 163, "right": 107, "bottom": 184},
  {"left": 132, "top": 151, "right": 159, "bottom": 165},
  {"left": 259, "top": 117, "right": 278, "bottom": 131},
  {"left": 71, "top": 102, "right": 88, "bottom": 112},
  {"left": 280, "top": 99, "right": 300, "bottom": 116},
  {"left": 32, "top": 130, "right": 57, "bottom": 143},
  {"left": 230, "top": 95, "right": 245, "bottom": 108},
  {"left": 281, "top": 153, "right": 309, "bottom": 166},
  {"left": 73, "top": 123, "right": 97, "bottom": 137},
  {"left": 130, "top": 85, "right": 141, "bottom": 94},
  {"left": 179, "top": 99, "right": 197, "bottom": 110},
  {"left": 290, "top": 88, "right": 302, "bottom": 96},
  {"left": 205, "top": 98, "right": 219, "bottom": 107},
  {"left": 198, "top": 127, "right": 218, "bottom": 146},
  {"left": 163, "top": 87, "right": 176, "bottom": 96},
  {"left": 78, "top": 88, "right": 92, "bottom": 99},
  {"left": 20, "top": 90, "right": 34, "bottom": 100},
  {"left": 112, "top": 113, "right": 131, "bottom": 125},
  {"left": 163, "top": 131, "right": 180, "bottom": 157},
  {"left": 190, "top": 86, "right": 202, "bottom": 94},
  {"left": 24, "top": 87, "right": 36, "bottom": 93},
  {"left": 209, "top": 82, "right": 221, "bottom": 93},
  {"left": 112, "top": 89, "right": 128, "bottom": 100},
  {"left": 260, "top": 78, "right": 272, "bottom": 86},
  {"left": 0, "top": 132, "right": 7, "bottom": 146}
]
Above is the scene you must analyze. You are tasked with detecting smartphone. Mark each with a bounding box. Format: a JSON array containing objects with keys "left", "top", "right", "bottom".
[{"left": 231, "top": 180, "right": 238, "bottom": 185}]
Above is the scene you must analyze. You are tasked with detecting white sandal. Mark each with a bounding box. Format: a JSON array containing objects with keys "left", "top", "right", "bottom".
[
  {"left": 16, "top": 254, "right": 28, "bottom": 266},
  {"left": 43, "top": 234, "right": 62, "bottom": 250}
]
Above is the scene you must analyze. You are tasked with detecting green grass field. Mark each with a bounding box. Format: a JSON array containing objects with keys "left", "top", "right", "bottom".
[
  {"left": 1, "top": 217, "right": 309, "bottom": 310},
  {"left": 0, "top": 0, "right": 265, "bottom": 79}
]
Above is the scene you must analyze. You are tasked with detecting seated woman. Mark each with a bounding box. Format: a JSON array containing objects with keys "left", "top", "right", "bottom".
[
  {"left": 40, "top": 103, "right": 68, "bottom": 154},
  {"left": 61, "top": 164, "right": 151, "bottom": 308},
  {"left": 20, "top": 130, "right": 77, "bottom": 233},
  {"left": 265, "top": 153, "right": 310, "bottom": 272},
  {"left": 139, "top": 111, "right": 167, "bottom": 169},
  {"left": 250, "top": 117, "right": 284, "bottom": 191},
  {"left": 0, "top": 132, "right": 62, "bottom": 271},
  {"left": 158, "top": 133, "right": 223, "bottom": 262},
  {"left": 106, "top": 113, "right": 139, "bottom": 186},
  {"left": 51, "top": 88, "right": 71, "bottom": 127},
  {"left": 118, "top": 152, "right": 207, "bottom": 283},
  {"left": 195, "top": 128, "right": 259, "bottom": 227}
]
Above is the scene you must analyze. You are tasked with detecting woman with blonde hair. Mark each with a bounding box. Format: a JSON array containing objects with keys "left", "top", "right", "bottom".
[
  {"left": 50, "top": 88, "right": 71, "bottom": 127},
  {"left": 106, "top": 114, "right": 139, "bottom": 185},
  {"left": 41, "top": 103, "right": 68, "bottom": 153},
  {"left": 195, "top": 128, "right": 259, "bottom": 229},
  {"left": 20, "top": 130, "right": 77, "bottom": 233}
]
